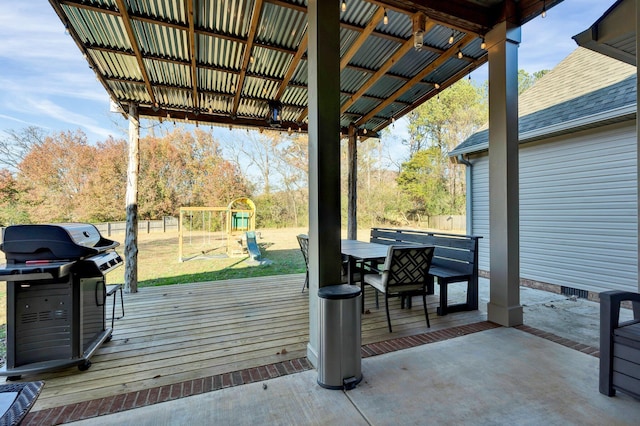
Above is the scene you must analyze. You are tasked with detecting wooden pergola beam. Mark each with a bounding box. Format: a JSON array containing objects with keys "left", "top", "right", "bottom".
[
  {"left": 187, "top": 0, "right": 198, "bottom": 110},
  {"left": 373, "top": 53, "right": 488, "bottom": 133},
  {"left": 355, "top": 33, "right": 476, "bottom": 126},
  {"left": 114, "top": 0, "right": 156, "bottom": 106},
  {"left": 341, "top": 20, "right": 435, "bottom": 116},
  {"left": 232, "top": 0, "right": 264, "bottom": 117},
  {"left": 341, "top": 7, "right": 386, "bottom": 69},
  {"left": 275, "top": 34, "right": 308, "bottom": 101}
]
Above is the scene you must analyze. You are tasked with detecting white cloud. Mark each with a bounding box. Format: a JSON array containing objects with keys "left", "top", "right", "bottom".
[
  {"left": 0, "top": 113, "right": 42, "bottom": 127},
  {"left": 26, "top": 99, "right": 115, "bottom": 140},
  {"left": 0, "top": 3, "right": 80, "bottom": 64}
]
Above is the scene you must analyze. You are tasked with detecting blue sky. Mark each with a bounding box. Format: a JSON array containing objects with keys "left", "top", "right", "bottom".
[{"left": 0, "top": 0, "right": 613, "bottom": 146}]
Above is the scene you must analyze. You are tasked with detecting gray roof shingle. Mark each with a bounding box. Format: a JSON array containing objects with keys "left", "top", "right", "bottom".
[{"left": 451, "top": 47, "right": 636, "bottom": 156}]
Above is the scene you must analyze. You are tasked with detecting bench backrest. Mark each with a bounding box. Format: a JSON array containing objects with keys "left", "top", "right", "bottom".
[{"left": 370, "top": 227, "right": 480, "bottom": 276}]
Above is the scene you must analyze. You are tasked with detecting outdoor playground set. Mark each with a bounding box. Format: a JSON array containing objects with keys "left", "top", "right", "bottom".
[{"left": 177, "top": 197, "right": 265, "bottom": 263}]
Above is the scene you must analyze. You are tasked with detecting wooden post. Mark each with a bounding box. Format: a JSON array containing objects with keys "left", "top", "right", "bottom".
[
  {"left": 178, "top": 208, "right": 184, "bottom": 262},
  {"left": 347, "top": 124, "right": 357, "bottom": 240},
  {"left": 124, "top": 102, "right": 139, "bottom": 293}
]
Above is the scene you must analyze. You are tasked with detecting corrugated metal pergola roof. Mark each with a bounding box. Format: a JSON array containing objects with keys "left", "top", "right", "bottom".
[{"left": 48, "top": 0, "right": 558, "bottom": 137}]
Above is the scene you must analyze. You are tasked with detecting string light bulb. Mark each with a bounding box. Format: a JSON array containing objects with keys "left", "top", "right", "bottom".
[
  {"left": 383, "top": 9, "right": 388, "bottom": 25},
  {"left": 457, "top": 50, "right": 463, "bottom": 59},
  {"left": 341, "top": 1, "right": 346, "bottom": 12},
  {"left": 541, "top": 0, "right": 547, "bottom": 18},
  {"left": 480, "top": 38, "right": 486, "bottom": 50},
  {"left": 448, "top": 31, "right": 454, "bottom": 44}
]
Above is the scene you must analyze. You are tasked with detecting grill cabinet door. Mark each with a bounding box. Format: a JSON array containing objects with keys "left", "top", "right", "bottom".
[{"left": 13, "top": 279, "right": 73, "bottom": 367}]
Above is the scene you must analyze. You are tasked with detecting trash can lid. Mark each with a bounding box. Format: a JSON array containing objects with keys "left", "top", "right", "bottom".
[{"left": 318, "top": 284, "right": 361, "bottom": 300}]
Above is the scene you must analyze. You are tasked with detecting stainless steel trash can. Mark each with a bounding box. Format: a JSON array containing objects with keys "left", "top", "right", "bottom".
[{"left": 317, "top": 284, "right": 362, "bottom": 390}]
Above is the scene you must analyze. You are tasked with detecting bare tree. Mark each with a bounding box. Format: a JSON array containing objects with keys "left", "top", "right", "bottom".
[{"left": 0, "top": 126, "right": 47, "bottom": 171}]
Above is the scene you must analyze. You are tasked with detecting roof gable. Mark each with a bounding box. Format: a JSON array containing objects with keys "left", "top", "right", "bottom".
[{"left": 451, "top": 47, "right": 636, "bottom": 156}]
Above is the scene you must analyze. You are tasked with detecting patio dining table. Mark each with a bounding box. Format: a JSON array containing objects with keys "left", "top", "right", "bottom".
[
  {"left": 340, "top": 239, "right": 389, "bottom": 287},
  {"left": 341, "top": 239, "right": 437, "bottom": 313}
]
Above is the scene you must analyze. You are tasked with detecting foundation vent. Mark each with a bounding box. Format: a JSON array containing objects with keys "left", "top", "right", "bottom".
[{"left": 561, "top": 286, "right": 588, "bottom": 299}]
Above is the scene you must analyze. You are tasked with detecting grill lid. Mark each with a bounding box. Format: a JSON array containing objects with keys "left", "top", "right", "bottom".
[{"left": 0, "top": 223, "right": 119, "bottom": 263}]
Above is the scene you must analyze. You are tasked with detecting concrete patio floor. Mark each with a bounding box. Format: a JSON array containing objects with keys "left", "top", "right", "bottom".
[
  {"left": 62, "top": 280, "right": 640, "bottom": 426},
  {"left": 68, "top": 326, "right": 640, "bottom": 425}
]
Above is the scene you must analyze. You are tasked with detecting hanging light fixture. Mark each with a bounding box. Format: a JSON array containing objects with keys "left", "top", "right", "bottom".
[
  {"left": 341, "top": 1, "right": 347, "bottom": 12},
  {"left": 541, "top": 0, "right": 547, "bottom": 18},
  {"left": 434, "top": 83, "right": 440, "bottom": 90},
  {"left": 412, "top": 12, "right": 426, "bottom": 51},
  {"left": 457, "top": 50, "right": 463, "bottom": 59},
  {"left": 480, "top": 38, "right": 486, "bottom": 50},
  {"left": 383, "top": 9, "right": 389, "bottom": 25},
  {"left": 268, "top": 100, "right": 282, "bottom": 127},
  {"left": 448, "top": 31, "right": 454, "bottom": 44}
]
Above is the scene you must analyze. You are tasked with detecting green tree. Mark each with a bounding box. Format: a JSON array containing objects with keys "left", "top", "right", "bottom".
[
  {"left": 0, "top": 169, "right": 29, "bottom": 225},
  {"left": 403, "top": 78, "right": 486, "bottom": 215},
  {"left": 397, "top": 147, "right": 449, "bottom": 216}
]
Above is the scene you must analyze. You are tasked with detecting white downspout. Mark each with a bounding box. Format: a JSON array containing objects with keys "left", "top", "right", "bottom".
[{"left": 457, "top": 154, "right": 473, "bottom": 234}]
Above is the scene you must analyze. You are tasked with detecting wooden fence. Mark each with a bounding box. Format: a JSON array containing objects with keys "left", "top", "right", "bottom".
[
  {"left": 426, "top": 215, "right": 466, "bottom": 231},
  {"left": 0, "top": 215, "right": 465, "bottom": 240},
  {"left": 93, "top": 216, "right": 179, "bottom": 236}
]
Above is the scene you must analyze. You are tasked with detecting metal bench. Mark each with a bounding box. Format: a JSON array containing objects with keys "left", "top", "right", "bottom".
[
  {"left": 370, "top": 227, "right": 481, "bottom": 315},
  {"left": 600, "top": 290, "right": 640, "bottom": 399}
]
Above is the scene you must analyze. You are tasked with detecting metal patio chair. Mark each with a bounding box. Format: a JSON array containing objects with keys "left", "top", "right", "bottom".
[{"left": 363, "top": 245, "right": 434, "bottom": 332}]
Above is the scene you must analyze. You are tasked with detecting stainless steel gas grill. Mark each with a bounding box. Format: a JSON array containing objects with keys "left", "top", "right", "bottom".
[{"left": 0, "top": 223, "right": 123, "bottom": 379}]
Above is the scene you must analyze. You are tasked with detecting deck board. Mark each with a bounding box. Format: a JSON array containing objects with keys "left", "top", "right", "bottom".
[{"left": 16, "top": 273, "right": 485, "bottom": 411}]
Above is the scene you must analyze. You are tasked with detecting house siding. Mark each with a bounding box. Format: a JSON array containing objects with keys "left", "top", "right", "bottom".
[{"left": 468, "top": 121, "right": 638, "bottom": 294}]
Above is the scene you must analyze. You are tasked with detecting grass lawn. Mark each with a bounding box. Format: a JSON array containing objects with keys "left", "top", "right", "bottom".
[{"left": 106, "top": 226, "right": 308, "bottom": 287}]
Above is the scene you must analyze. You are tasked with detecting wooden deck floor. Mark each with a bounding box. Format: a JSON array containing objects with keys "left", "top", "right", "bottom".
[{"left": 24, "top": 273, "right": 485, "bottom": 411}]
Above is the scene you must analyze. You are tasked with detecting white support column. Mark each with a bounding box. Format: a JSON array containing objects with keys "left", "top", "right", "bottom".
[
  {"left": 486, "top": 21, "right": 522, "bottom": 326},
  {"left": 306, "top": 0, "right": 343, "bottom": 367},
  {"left": 124, "top": 102, "right": 139, "bottom": 293}
]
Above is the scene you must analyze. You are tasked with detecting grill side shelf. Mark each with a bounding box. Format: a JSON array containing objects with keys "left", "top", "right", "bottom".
[{"left": 0, "top": 261, "right": 76, "bottom": 282}]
